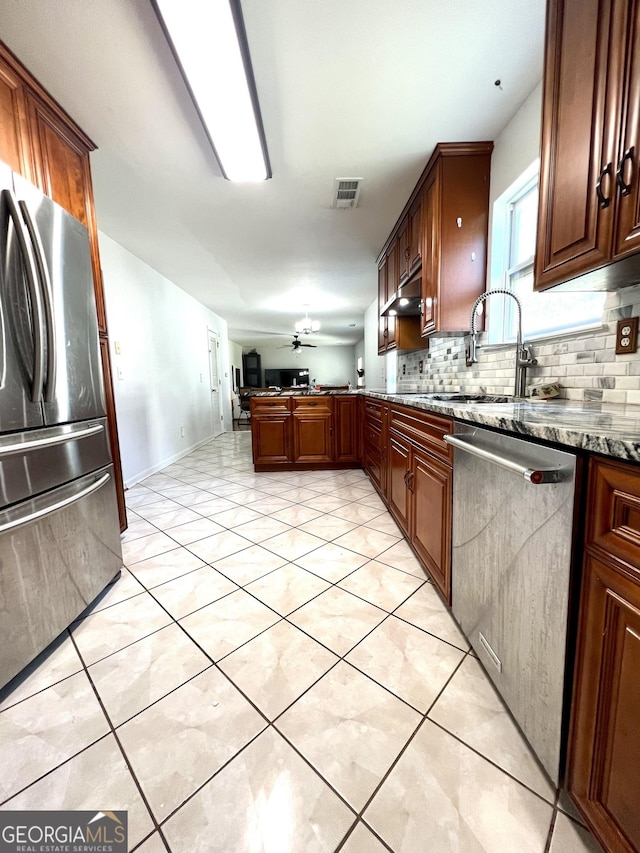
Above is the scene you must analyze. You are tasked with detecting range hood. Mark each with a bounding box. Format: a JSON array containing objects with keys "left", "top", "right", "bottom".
[{"left": 380, "top": 271, "right": 422, "bottom": 317}]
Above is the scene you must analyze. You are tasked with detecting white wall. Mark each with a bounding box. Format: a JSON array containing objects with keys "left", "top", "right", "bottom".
[
  {"left": 364, "top": 298, "right": 386, "bottom": 390},
  {"left": 247, "top": 344, "right": 356, "bottom": 386},
  {"left": 487, "top": 82, "right": 542, "bottom": 205},
  {"left": 228, "top": 338, "right": 244, "bottom": 419},
  {"left": 100, "top": 232, "right": 232, "bottom": 486}
]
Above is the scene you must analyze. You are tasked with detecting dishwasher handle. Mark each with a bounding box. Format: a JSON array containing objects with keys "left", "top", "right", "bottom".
[{"left": 443, "top": 433, "right": 565, "bottom": 484}]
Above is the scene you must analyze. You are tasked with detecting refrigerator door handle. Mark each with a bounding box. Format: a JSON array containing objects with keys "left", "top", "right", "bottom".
[
  {"left": 0, "top": 471, "right": 111, "bottom": 535},
  {"left": 2, "top": 189, "right": 45, "bottom": 403},
  {"left": 0, "top": 421, "right": 104, "bottom": 458},
  {"left": 18, "top": 199, "right": 57, "bottom": 402}
]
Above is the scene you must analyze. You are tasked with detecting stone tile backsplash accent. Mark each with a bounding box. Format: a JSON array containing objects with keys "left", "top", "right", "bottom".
[{"left": 396, "top": 285, "right": 640, "bottom": 403}]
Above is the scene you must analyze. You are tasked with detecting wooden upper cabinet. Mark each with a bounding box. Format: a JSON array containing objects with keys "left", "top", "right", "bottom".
[
  {"left": 0, "top": 57, "right": 32, "bottom": 178},
  {"left": 421, "top": 169, "right": 439, "bottom": 335},
  {"left": 0, "top": 40, "right": 124, "bottom": 529},
  {"left": 614, "top": 0, "right": 640, "bottom": 258},
  {"left": 535, "top": 0, "right": 620, "bottom": 289},
  {"left": 397, "top": 217, "right": 410, "bottom": 284},
  {"left": 408, "top": 195, "right": 422, "bottom": 274},
  {"left": 26, "top": 93, "right": 108, "bottom": 334},
  {"left": 535, "top": 0, "right": 640, "bottom": 289},
  {"left": 420, "top": 144, "right": 492, "bottom": 337}
]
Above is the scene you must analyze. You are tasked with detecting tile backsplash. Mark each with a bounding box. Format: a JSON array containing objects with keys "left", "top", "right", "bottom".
[{"left": 396, "top": 285, "right": 640, "bottom": 404}]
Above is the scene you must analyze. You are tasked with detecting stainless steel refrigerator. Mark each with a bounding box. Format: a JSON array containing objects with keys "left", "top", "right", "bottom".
[{"left": 0, "top": 161, "right": 123, "bottom": 691}]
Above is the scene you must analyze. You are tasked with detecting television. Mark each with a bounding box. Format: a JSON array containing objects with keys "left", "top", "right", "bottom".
[{"left": 264, "top": 368, "right": 310, "bottom": 387}]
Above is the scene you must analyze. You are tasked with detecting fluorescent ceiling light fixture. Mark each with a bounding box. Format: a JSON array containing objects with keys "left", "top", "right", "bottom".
[{"left": 154, "top": 0, "right": 271, "bottom": 181}]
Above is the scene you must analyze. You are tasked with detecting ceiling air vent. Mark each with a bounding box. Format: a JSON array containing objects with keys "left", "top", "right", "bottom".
[{"left": 332, "top": 177, "right": 363, "bottom": 209}]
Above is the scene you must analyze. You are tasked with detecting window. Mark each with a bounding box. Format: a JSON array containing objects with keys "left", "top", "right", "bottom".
[{"left": 487, "top": 161, "right": 606, "bottom": 344}]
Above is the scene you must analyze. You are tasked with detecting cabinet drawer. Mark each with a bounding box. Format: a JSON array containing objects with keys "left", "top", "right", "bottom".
[
  {"left": 250, "top": 396, "right": 291, "bottom": 415},
  {"left": 291, "top": 397, "right": 332, "bottom": 414},
  {"left": 364, "top": 420, "right": 382, "bottom": 451},
  {"left": 587, "top": 457, "right": 640, "bottom": 575},
  {"left": 389, "top": 406, "right": 453, "bottom": 464},
  {"left": 364, "top": 399, "right": 383, "bottom": 423}
]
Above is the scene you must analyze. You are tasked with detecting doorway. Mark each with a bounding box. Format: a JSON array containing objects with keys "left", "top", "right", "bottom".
[{"left": 208, "top": 329, "right": 223, "bottom": 438}]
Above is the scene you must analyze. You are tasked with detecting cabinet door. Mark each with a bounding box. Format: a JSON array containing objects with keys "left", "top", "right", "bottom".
[
  {"left": 334, "top": 396, "right": 358, "bottom": 463},
  {"left": 411, "top": 448, "right": 451, "bottom": 601},
  {"left": 614, "top": 0, "right": 640, "bottom": 259},
  {"left": 535, "top": 0, "right": 623, "bottom": 290},
  {"left": 0, "top": 54, "right": 32, "bottom": 177},
  {"left": 421, "top": 170, "right": 439, "bottom": 335},
  {"left": 388, "top": 433, "right": 411, "bottom": 534},
  {"left": 385, "top": 245, "right": 397, "bottom": 349},
  {"left": 25, "top": 93, "right": 108, "bottom": 334},
  {"left": 568, "top": 553, "right": 640, "bottom": 852},
  {"left": 398, "top": 218, "right": 410, "bottom": 283},
  {"left": 408, "top": 196, "right": 422, "bottom": 274},
  {"left": 251, "top": 415, "right": 292, "bottom": 465},
  {"left": 378, "top": 260, "right": 389, "bottom": 353},
  {"left": 292, "top": 405, "right": 332, "bottom": 463}
]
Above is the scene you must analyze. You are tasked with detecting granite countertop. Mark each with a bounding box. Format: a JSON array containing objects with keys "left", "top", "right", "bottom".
[
  {"left": 248, "top": 388, "right": 640, "bottom": 461},
  {"left": 365, "top": 390, "right": 640, "bottom": 463}
]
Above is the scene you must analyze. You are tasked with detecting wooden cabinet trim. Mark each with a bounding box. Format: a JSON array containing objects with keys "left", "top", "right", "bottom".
[
  {"left": 568, "top": 551, "right": 640, "bottom": 852},
  {"left": 0, "top": 42, "right": 96, "bottom": 152},
  {"left": 587, "top": 456, "right": 640, "bottom": 575},
  {"left": 389, "top": 405, "right": 453, "bottom": 463}
]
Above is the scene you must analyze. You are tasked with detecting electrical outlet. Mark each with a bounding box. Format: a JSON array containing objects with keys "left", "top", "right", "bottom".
[
  {"left": 616, "top": 317, "right": 639, "bottom": 354},
  {"left": 180, "top": 426, "right": 185, "bottom": 437}
]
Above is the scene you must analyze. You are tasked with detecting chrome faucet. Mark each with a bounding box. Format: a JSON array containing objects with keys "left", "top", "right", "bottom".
[{"left": 467, "top": 289, "right": 537, "bottom": 398}]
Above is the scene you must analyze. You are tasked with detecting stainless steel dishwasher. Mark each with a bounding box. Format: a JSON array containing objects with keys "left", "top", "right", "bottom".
[{"left": 444, "top": 422, "right": 578, "bottom": 784}]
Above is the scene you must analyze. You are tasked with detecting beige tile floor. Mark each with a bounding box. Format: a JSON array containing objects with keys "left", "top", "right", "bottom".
[{"left": 0, "top": 432, "right": 605, "bottom": 853}]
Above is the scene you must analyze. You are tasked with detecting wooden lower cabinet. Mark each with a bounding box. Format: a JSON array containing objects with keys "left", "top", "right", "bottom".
[
  {"left": 251, "top": 413, "right": 292, "bottom": 466},
  {"left": 362, "top": 400, "right": 388, "bottom": 496},
  {"left": 568, "top": 457, "right": 640, "bottom": 852},
  {"left": 411, "top": 447, "right": 451, "bottom": 599},
  {"left": 334, "top": 396, "right": 359, "bottom": 464},
  {"left": 568, "top": 554, "right": 640, "bottom": 852},
  {"left": 293, "top": 398, "right": 333, "bottom": 464},
  {"left": 251, "top": 395, "right": 359, "bottom": 471},
  {"left": 386, "top": 406, "right": 453, "bottom": 601},
  {"left": 388, "top": 433, "right": 411, "bottom": 534}
]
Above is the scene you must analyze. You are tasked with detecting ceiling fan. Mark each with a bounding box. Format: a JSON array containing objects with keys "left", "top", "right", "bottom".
[{"left": 279, "top": 333, "right": 317, "bottom": 353}]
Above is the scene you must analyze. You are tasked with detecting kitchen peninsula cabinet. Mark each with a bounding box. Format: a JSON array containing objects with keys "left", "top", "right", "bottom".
[
  {"left": 0, "top": 41, "right": 126, "bottom": 530},
  {"left": 250, "top": 397, "right": 292, "bottom": 466},
  {"left": 568, "top": 457, "right": 640, "bottom": 852},
  {"left": 251, "top": 395, "right": 360, "bottom": 471},
  {"left": 292, "top": 397, "right": 333, "bottom": 464},
  {"left": 536, "top": 0, "right": 640, "bottom": 291}
]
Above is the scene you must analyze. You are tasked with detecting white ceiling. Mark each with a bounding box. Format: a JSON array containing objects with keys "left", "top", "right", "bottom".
[{"left": 0, "top": 0, "right": 545, "bottom": 347}]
